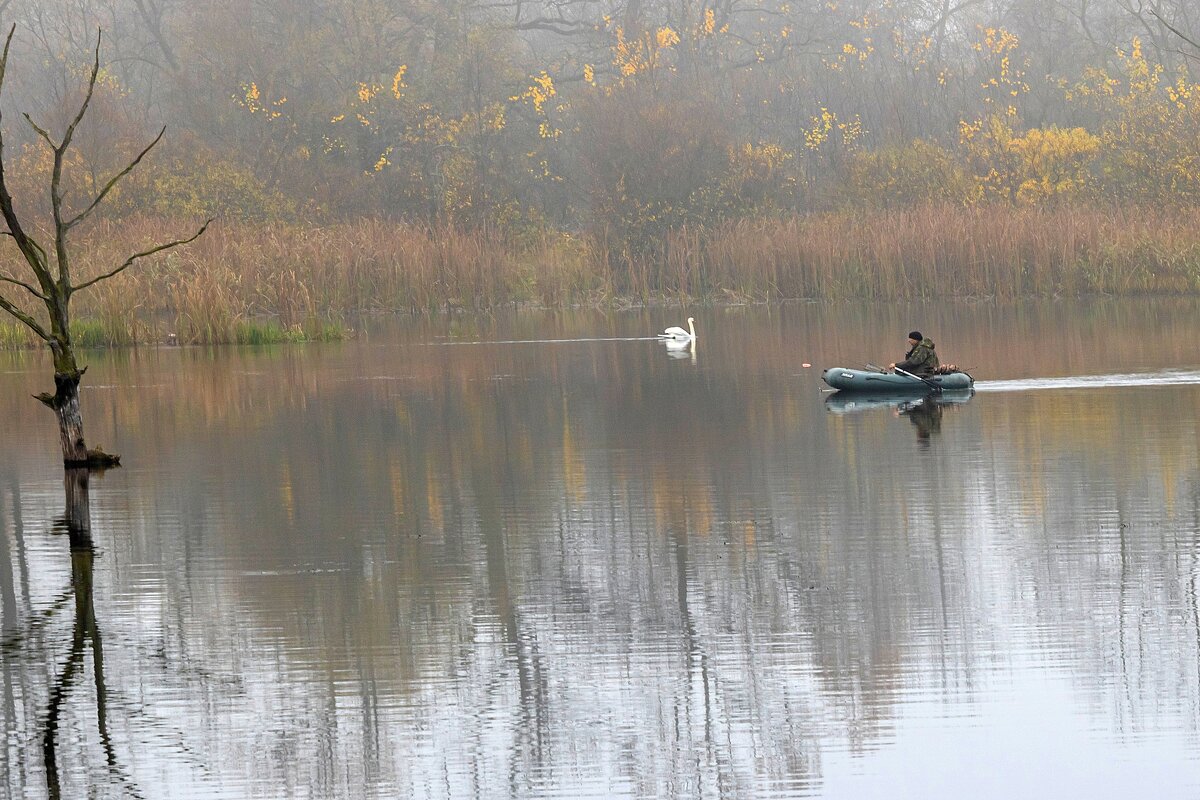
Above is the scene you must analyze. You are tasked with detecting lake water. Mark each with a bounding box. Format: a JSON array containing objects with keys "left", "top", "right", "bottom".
[{"left": 2, "top": 300, "right": 1200, "bottom": 799}]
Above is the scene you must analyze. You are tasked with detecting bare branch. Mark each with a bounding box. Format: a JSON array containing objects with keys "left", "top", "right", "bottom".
[
  {"left": 22, "top": 112, "right": 55, "bottom": 148},
  {"left": 0, "top": 272, "right": 47, "bottom": 299},
  {"left": 512, "top": 18, "right": 593, "bottom": 35},
  {"left": 72, "top": 218, "right": 212, "bottom": 293},
  {"left": 1151, "top": 9, "right": 1200, "bottom": 52},
  {"left": 60, "top": 29, "right": 102, "bottom": 155},
  {"left": 0, "top": 26, "right": 52, "bottom": 297},
  {"left": 0, "top": 290, "right": 50, "bottom": 340},
  {"left": 67, "top": 127, "right": 166, "bottom": 230},
  {"left": 132, "top": 0, "right": 180, "bottom": 71}
]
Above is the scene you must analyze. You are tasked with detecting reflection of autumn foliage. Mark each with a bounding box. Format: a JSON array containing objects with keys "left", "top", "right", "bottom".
[{"left": 6, "top": 303, "right": 1200, "bottom": 776}]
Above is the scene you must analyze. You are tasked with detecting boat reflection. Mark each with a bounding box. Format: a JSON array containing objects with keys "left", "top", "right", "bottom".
[
  {"left": 826, "top": 390, "right": 975, "bottom": 446},
  {"left": 824, "top": 389, "right": 975, "bottom": 415}
]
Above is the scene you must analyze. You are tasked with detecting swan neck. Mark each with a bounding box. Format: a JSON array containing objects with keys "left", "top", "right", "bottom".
[{"left": 688, "top": 319, "right": 696, "bottom": 338}]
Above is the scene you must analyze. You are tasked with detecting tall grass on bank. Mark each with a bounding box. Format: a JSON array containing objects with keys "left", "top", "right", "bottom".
[
  {"left": 632, "top": 206, "right": 1200, "bottom": 300},
  {"left": 2, "top": 206, "right": 1200, "bottom": 348}
]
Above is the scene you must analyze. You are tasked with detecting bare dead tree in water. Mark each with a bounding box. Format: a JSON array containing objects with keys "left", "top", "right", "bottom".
[{"left": 0, "top": 25, "right": 209, "bottom": 467}]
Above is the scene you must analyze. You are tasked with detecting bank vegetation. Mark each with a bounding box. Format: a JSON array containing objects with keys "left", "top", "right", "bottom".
[{"left": 2, "top": 2, "right": 1200, "bottom": 345}]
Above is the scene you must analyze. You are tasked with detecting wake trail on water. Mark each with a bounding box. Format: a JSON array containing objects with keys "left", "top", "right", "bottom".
[
  {"left": 975, "top": 368, "right": 1200, "bottom": 393},
  {"left": 421, "top": 336, "right": 665, "bottom": 346}
]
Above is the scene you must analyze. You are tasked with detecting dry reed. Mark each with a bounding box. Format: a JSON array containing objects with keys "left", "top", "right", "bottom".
[{"left": 2, "top": 206, "right": 1199, "bottom": 348}]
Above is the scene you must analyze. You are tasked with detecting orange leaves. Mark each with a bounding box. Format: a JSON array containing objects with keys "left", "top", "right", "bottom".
[
  {"left": 391, "top": 66, "right": 408, "bottom": 100},
  {"left": 235, "top": 82, "right": 286, "bottom": 120},
  {"left": 511, "top": 71, "right": 556, "bottom": 114},
  {"left": 804, "top": 108, "right": 862, "bottom": 152},
  {"left": 655, "top": 27, "right": 680, "bottom": 49},
  {"left": 610, "top": 23, "right": 685, "bottom": 81},
  {"left": 511, "top": 71, "right": 561, "bottom": 139}
]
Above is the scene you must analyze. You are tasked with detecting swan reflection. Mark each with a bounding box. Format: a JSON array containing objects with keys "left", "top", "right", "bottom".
[{"left": 662, "top": 337, "right": 696, "bottom": 362}]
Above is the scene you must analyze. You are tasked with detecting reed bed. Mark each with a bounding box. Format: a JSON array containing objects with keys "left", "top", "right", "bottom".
[
  {"left": 2, "top": 206, "right": 1200, "bottom": 348},
  {"left": 639, "top": 206, "right": 1200, "bottom": 300}
]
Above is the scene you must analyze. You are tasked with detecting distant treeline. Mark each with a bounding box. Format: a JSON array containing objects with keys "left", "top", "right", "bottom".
[{"left": 0, "top": 1, "right": 1197, "bottom": 229}]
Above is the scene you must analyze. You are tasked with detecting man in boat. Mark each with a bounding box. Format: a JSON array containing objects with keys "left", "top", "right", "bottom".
[{"left": 889, "top": 331, "right": 940, "bottom": 376}]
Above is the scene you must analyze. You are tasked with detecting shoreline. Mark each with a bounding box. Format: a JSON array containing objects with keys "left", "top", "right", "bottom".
[{"left": 3, "top": 204, "right": 1200, "bottom": 347}]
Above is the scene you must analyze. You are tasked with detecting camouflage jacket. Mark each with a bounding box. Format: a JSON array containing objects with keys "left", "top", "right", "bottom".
[{"left": 897, "top": 338, "right": 940, "bottom": 375}]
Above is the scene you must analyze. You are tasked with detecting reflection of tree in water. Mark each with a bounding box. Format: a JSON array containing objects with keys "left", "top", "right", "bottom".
[
  {"left": 2, "top": 470, "right": 141, "bottom": 799},
  {"left": 3, "top": 317, "right": 1200, "bottom": 796}
]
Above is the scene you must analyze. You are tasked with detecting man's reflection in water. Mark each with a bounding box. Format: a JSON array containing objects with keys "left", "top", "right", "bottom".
[{"left": 898, "top": 396, "right": 943, "bottom": 447}]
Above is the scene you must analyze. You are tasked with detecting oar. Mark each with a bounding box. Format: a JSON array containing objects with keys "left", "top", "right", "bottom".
[
  {"left": 863, "top": 362, "right": 887, "bottom": 374},
  {"left": 894, "top": 365, "right": 942, "bottom": 393}
]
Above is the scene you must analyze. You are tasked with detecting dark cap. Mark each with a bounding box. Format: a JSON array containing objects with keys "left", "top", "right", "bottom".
[{"left": 907, "top": 330, "right": 923, "bottom": 341}]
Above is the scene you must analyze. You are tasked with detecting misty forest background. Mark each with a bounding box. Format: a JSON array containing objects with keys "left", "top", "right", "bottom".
[{"left": 2, "top": 0, "right": 1200, "bottom": 344}]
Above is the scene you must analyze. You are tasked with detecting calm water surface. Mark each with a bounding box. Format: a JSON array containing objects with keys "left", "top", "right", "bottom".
[{"left": 2, "top": 300, "right": 1200, "bottom": 799}]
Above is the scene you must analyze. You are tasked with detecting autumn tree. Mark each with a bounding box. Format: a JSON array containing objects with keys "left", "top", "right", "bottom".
[{"left": 0, "top": 26, "right": 208, "bottom": 467}]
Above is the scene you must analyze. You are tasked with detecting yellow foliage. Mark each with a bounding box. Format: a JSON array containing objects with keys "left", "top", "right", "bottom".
[
  {"left": 513, "top": 71, "right": 556, "bottom": 114},
  {"left": 511, "top": 71, "right": 562, "bottom": 138},
  {"left": 391, "top": 66, "right": 408, "bottom": 99},
  {"left": 235, "top": 82, "right": 285, "bottom": 120},
  {"left": 972, "top": 25, "right": 1028, "bottom": 111},
  {"left": 656, "top": 27, "right": 680, "bottom": 49},
  {"left": 610, "top": 22, "right": 682, "bottom": 80},
  {"left": 1070, "top": 38, "right": 1200, "bottom": 203},
  {"left": 1006, "top": 126, "right": 1100, "bottom": 205},
  {"left": 805, "top": 107, "right": 862, "bottom": 151},
  {"left": 842, "top": 139, "right": 978, "bottom": 208}
]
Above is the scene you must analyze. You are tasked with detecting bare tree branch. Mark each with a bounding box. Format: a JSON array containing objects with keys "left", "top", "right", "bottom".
[
  {"left": 131, "top": 0, "right": 180, "bottom": 71},
  {"left": 1151, "top": 8, "right": 1200, "bottom": 52},
  {"left": 22, "top": 111, "right": 57, "bottom": 146},
  {"left": 0, "top": 271, "right": 47, "bottom": 299},
  {"left": 45, "top": 30, "right": 104, "bottom": 291},
  {"left": 67, "top": 127, "right": 166, "bottom": 230},
  {"left": 0, "top": 24, "right": 52, "bottom": 297},
  {"left": 0, "top": 291, "right": 49, "bottom": 340},
  {"left": 72, "top": 219, "right": 212, "bottom": 293},
  {"left": 61, "top": 30, "right": 103, "bottom": 156}
]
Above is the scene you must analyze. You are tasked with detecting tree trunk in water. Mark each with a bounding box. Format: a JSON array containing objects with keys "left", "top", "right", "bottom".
[
  {"left": 35, "top": 368, "right": 120, "bottom": 469},
  {"left": 36, "top": 371, "right": 89, "bottom": 466},
  {"left": 53, "top": 373, "right": 88, "bottom": 466}
]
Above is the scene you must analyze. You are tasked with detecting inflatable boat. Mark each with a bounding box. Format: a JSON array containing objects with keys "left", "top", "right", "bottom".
[{"left": 822, "top": 367, "right": 974, "bottom": 393}]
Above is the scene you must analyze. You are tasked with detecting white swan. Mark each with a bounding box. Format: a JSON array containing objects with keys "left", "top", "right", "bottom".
[{"left": 658, "top": 317, "right": 696, "bottom": 341}]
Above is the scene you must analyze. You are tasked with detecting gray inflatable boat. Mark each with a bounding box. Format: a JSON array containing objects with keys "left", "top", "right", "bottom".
[{"left": 822, "top": 366, "right": 974, "bottom": 393}]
